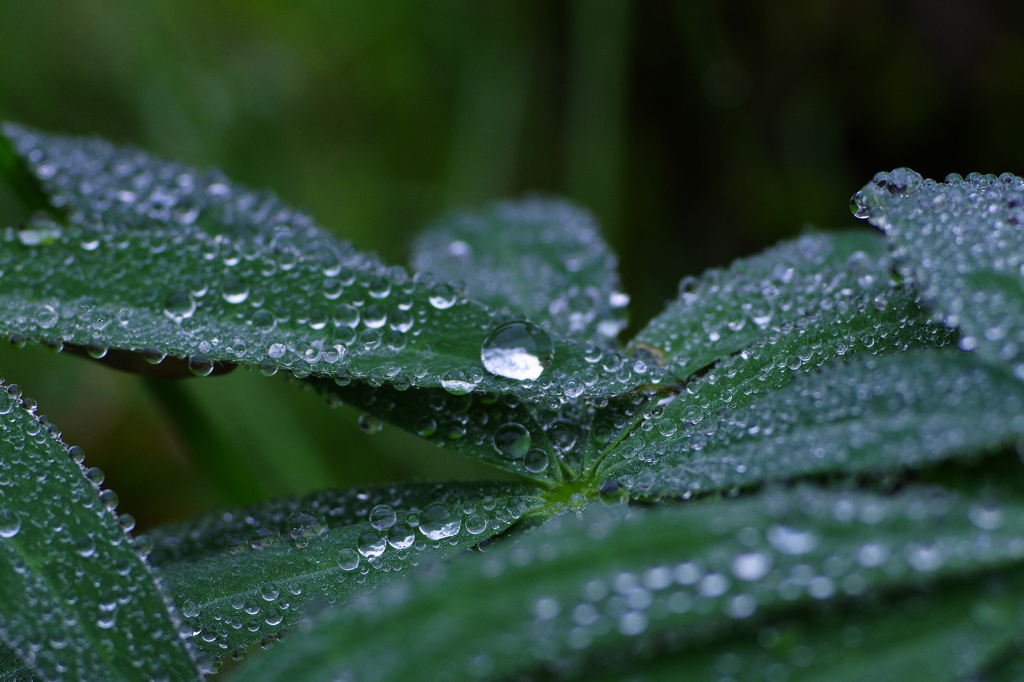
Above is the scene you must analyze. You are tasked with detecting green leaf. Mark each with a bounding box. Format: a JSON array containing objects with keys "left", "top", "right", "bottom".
[
  {"left": 410, "top": 198, "right": 629, "bottom": 345},
  {"left": 308, "top": 379, "right": 565, "bottom": 486},
  {"left": 232, "top": 485, "right": 1024, "bottom": 681},
  {"left": 853, "top": 169, "right": 1024, "bottom": 380},
  {"left": 583, "top": 569, "right": 1024, "bottom": 681},
  {"left": 599, "top": 349, "right": 1024, "bottom": 500},
  {"left": 589, "top": 231, "right": 951, "bottom": 480},
  {"left": 0, "top": 123, "right": 658, "bottom": 401},
  {"left": 0, "top": 384, "right": 199, "bottom": 680},
  {"left": 145, "top": 481, "right": 545, "bottom": 660},
  {"left": 631, "top": 230, "right": 934, "bottom": 379}
]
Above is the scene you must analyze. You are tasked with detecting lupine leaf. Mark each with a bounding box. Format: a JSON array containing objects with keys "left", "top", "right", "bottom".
[
  {"left": 630, "top": 231, "right": 918, "bottom": 380},
  {"left": 0, "top": 383, "right": 200, "bottom": 681},
  {"left": 410, "top": 198, "right": 629, "bottom": 345},
  {"left": 145, "top": 481, "right": 545, "bottom": 660},
  {"left": 853, "top": 169, "right": 1024, "bottom": 380},
  {"left": 584, "top": 569, "right": 1024, "bottom": 681},
  {"left": 234, "top": 485, "right": 1024, "bottom": 681},
  {"left": 0, "top": 123, "right": 659, "bottom": 401},
  {"left": 599, "top": 349, "right": 1024, "bottom": 500},
  {"left": 589, "top": 231, "right": 951, "bottom": 479}
]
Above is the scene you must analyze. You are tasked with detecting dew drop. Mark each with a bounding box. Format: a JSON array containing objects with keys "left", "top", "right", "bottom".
[
  {"left": 387, "top": 523, "right": 415, "bottom": 550},
  {"left": 492, "top": 423, "right": 531, "bottom": 459},
  {"left": 357, "top": 413, "right": 383, "bottom": 435},
  {"left": 188, "top": 355, "right": 215, "bottom": 377},
  {"left": 163, "top": 291, "right": 196, "bottom": 323},
  {"left": 369, "top": 504, "right": 397, "bottom": 531},
  {"left": 337, "top": 548, "right": 360, "bottom": 571},
  {"left": 441, "top": 369, "right": 477, "bottom": 395},
  {"left": 357, "top": 531, "right": 387, "bottom": 559},
  {"left": 480, "top": 321, "right": 554, "bottom": 381},
  {"left": 221, "top": 276, "right": 250, "bottom": 304},
  {"left": 523, "top": 449, "right": 549, "bottom": 473},
  {"left": 419, "top": 503, "right": 461, "bottom": 540},
  {"left": 0, "top": 510, "right": 21, "bottom": 538}
]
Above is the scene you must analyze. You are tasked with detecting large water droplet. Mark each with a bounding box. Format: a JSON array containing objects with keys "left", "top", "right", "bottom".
[
  {"left": 492, "top": 423, "right": 531, "bottom": 459},
  {"left": 480, "top": 321, "right": 554, "bottom": 381}
]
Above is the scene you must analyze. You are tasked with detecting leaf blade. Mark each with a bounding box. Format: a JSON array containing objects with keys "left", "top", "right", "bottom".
[
  {"left": 853, "top": 169, "right": 1024, "bottom": 379},
  {"left": 410, "top": 198, "right": 628, "bottom": 345},
  {"left": 0, "top": 384, "right": 200, "bottom": 680},
  {"left": 0, "top": 124, "right": 657, "bottom": 402},
  {"left": 601, "top": 349, "right": 1024, "bottom": 499},
  {"left": 232, "top": 485, "right": 1024, "bottom": 681},
  {"left": 146, "top": 481, "right": 545, "bottom": 659}
]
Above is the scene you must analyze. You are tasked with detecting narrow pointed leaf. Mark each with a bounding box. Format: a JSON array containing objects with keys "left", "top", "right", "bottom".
[
  {"left": 411, "top": 198, "right": 629, "bottom": 345},
  {"left": 145, "top": 481, "right": 545, "bottom": 658},
  {"left": 853, "top": 169, "right": 1024, "bottom": 380},
  {"left": 600, "top": 349, "right": 1024, "bottom": 500},
  {"left": 631, "top": 231, "right": 929, "bottom": 379},
  {"left": 0, "top": 384, "right": 199, "bottom": 680},
  {"left": 234, "top": 485, "right": 1024, "bottom": 681},
  {"left": 592, "top": 234, "right": 951, "bottom": 480},
  {"left": 0, "top": 123, "right": 658, "bottom": 400}
]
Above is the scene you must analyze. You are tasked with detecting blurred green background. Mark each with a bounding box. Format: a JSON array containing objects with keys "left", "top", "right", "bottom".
[{"left": 1, "top": 1, "right": 1023, "bottom": 528}]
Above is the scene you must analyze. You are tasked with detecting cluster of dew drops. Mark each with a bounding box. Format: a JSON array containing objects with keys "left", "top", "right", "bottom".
[{"left": 149, "top": 485, "right": 536, "bottom": 667}]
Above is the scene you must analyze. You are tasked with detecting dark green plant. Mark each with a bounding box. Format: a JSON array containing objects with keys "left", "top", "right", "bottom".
[{"left": 1, "top": 125, "right": 1023, "bottom": 681}]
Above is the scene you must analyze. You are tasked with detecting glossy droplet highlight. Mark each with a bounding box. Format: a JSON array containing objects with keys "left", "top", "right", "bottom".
[{"left": 480, "top": 321, "right": 554, "bottom": 381}]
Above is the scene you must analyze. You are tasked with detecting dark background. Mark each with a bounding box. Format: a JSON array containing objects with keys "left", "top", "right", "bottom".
[{"left": 1, "top": 1, "right": 1022, "bottom": 526}]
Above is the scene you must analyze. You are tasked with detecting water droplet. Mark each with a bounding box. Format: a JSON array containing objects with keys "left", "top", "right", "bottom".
[
  {"left": 428, "top": 283, "right": 459, "bottom": 309},
  {"left": 369, "top": 504, "right": 397, "bottom": 531},
  {"left": 357, "top": 531, "right": 387, "bottom": 558},
  {"left": 419, "top": 503, "right": 461, "bottom": 540},
  {"left": 337, "top": 548, "right": 360, "bottom": 571},
  {"left": 36, "top": 305, "right": 59, "bottom": 330},
  {"left": 441, "top": 369, "right": 476, "bottom": 395},
  {"left": 523, "top": 449, "right": 549, "bottom": 473},
  {"left": 387, "top": 523, "right": 415, "bottom": 550},
  {"left": 267, "top": 343, "right": 287, "bottom": 359},
  {"left": 163, "top": 291, "right": 196, "bottom": 323},
  {"left": 492, "top": 423, "right": 531, "bottom": 459},
  {"left": 598, "top": 480, "right": 629, "bottom": 505},
  {"left": 0, "top": 510, "right": 21, "bottom": 538},
  {"left": 357, "top": 414, "right": 383, "bottom": 435},
  {"left": 465, "top": 513, "right": 488, "bottom": 535},
  {"left": 730, "top": 552, "right": 772, "bottom": 581},
  {"left": 182, "top": 599, "right": 201, "bottom": 619},
  {"left": 767, "top": 525, "right": 818, "bottom": 556},
  {"left": 188, "top": 355, "right": 215, "bottom": 377},
  {"left": 222, "top": 276, "right": 250, "bottom": 304},
  {"left": 415, "top": 417, "right": 437, "bottom": 437},
  {"left": 480, "top": 321, "right": 554, "bottom": 381}
]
